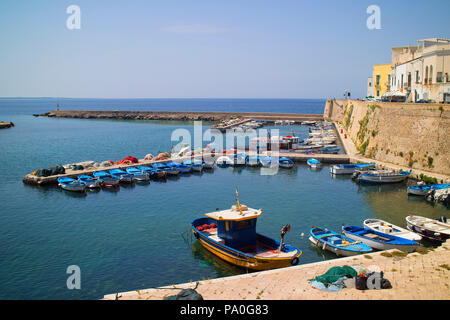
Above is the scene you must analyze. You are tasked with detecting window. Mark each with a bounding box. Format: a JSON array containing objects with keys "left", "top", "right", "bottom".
[
  {"left": 376, "top": 90, "right": 380, "bottom": 97},
  {"left": 376, "top": 75, "right": 380, "bottom": 85},
  {"left": 415, "top": 71, "right": 419, "bottom": 83},
  {"left": 429, "top": 65, "right": 433, "bottom": 84},
  {"left": 437, "top": 72, "right": 443, "bottom": 83}
]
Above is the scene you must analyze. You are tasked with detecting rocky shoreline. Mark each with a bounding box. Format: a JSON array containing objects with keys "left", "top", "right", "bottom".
[{"left": 37, "top": 110, "right": 324, "bottom": 122}]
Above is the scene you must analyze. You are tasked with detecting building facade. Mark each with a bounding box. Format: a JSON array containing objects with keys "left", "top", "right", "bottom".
[
  {"left": 389, "top": 38, "right": 450, "bottom": 103},
  {"left": 367, "top": 77, "right": 374, "bottom": 98},
  {"left": 372, "top": 64, "right": 391, "bottom": 98}
]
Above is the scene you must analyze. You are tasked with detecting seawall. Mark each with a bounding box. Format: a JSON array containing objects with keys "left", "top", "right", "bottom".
[
  {"left": 38, "top": 110, "right": 324, "bottom": 122},
  {"left": 324, "top": 99, "right": 450, "bottom": 176}
]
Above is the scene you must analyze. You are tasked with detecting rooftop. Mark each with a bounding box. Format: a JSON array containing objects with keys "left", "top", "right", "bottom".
[{"left": 205, "top": 205, "right": 262, "bottom": 221}]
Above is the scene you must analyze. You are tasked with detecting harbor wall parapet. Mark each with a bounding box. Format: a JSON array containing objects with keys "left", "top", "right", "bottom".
[{"left": 324, "top": 99, "right": 450, "bottom": 176}]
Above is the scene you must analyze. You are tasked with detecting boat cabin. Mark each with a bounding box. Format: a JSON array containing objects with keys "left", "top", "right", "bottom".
[{"left": 205, "top": 205, "right": 262, "bottom": 249}]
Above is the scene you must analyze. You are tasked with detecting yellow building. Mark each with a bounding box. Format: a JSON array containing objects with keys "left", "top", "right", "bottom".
[{"left": 372, "top": 64, "right": 391, "bottom": 98}]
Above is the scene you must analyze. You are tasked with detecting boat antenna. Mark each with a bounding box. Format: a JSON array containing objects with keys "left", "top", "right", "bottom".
[{"left": 235, "top": 188, "right": 243, "bottom": 215}]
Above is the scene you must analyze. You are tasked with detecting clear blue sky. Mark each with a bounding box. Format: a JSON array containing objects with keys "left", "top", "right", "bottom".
[{"left": 0, "top": 0, "right": 449, "bottom": 99}]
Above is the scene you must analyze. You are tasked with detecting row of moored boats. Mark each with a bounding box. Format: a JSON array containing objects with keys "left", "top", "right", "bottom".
[{"left": 310, "top": 215, "right": 450, "bottom": 257}]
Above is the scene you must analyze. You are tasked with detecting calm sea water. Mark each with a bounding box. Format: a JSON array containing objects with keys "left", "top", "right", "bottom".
[{"left": 0, "top": 98, "right": 447, "bottom": 299}]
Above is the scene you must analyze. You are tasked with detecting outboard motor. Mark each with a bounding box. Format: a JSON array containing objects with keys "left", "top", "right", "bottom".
[
  {"left": 438, "top": 216, "right": 447, "bottom": 223},
  {"left": 352, "top": 171, "right": 361, "bottom": 180}
]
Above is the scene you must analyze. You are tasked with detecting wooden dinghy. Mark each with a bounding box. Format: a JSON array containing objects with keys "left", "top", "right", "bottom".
[
  {"left": 309, "top": 226, "right": 372, "bottom": 256},
  {"left": 191, "top": 193, "right": 302, "bottom": 271},
  {"left": 406, "top": 215, "right": 450, "bottom": 242},
  {"left": 342, "top": 225, "right": 419, "bottom": 252},
  {"left": 363, "top": 218, "right": 422, "bottom": 241}
]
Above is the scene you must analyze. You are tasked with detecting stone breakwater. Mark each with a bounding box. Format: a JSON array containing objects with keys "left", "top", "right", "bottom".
[{"left": 38, "top": 110, "right": 323, "bottom": 122}]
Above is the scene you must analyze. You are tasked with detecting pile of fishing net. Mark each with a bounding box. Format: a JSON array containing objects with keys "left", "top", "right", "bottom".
[
  {"left": 114, "top": 156, "right": 139, "bottom": 165},
  {"left": 154, "top": 152, "right": 170, "bottom": 160},
  {"left": 32, "top": 165, "right": 65, "bottom": 177}
]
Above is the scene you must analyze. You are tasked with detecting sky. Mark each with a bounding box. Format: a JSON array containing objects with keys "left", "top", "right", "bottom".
[{"left": 0, "top": 0, "right": 449, "bottom": 99}]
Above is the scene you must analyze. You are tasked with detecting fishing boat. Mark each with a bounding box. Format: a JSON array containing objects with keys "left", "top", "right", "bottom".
[
  {"left": 279, "top": 157, "right": 294, "bottom": 169},
  {"left": 57, "top": 177, "right": 86, "bottom": 192},
  {"left": 231, "top": 153, "right": 248, "bottom": 166},
  {"left": 309, "top": 226, "right": 372, "bottom": 256},
  {"left": 354, "top": 169, "right": 412, "bottom": 184},
  {"left": 307, "top": 158, "right": 321, "bottom": 169},
  {"left": 137, "top": 166, "right": 158, "bottom": 179},
  {"left": 320, "top": 147, "right": 340, "bottom": 154},
  {"left": 407, "top": 183, "right": 450, "bottom": 196},
  {"left": 246, "top": 155, "right": 261, "bottom": 167},
  {"left": 342, "top": 225, "right": 419, "bottom": 252},
  {"left": 363, "top": 219, "right": 422, "bottom": 241},
  {"left": 109, "top": 168, "right": 134, "bottom": 183},
  {"left": 77, "top": 175, "right": 100, "bottom": 188},
  {"left": 406, "top": 215, "right": 450, "bottom": 242},
  {"left": 260, "top": 156, "right": 279, "bottom": 168},
  {"left": 191, "top": 193, "right": 302, "bottom": 270},
  {"left": 164, "top": 161, "right": 182, "bottom": 175},
  {"left": 183, "top": 159, "right": 203, "bottom": 172},
  {"left": 93, "top": 171, "right": 120, "bottom": 187},
  {"left": 216, "top": 156, "right": 233, "bottom": 167},
  {"left": 151, "top": 163, "right": 168, "bottom": 179},
  {"left": 202, "top": 159, "right": 215, "bottom": 169},
  {"left": 329, "top": 163, "right": 376, "bottom": 175},
  {"left": 125, "top": 167, "right": 149, "bottom": 182}
]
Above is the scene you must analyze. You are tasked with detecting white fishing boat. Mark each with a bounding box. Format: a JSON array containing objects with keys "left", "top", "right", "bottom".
[
  {"left": 363, "top": 219, "right": 422, "bottom": 241},
  {"left": 354, "top": 169, "right": 411, "bottom": 184},
  {"left": 330, "top": 163, "right": 376, "bottom": 175},
  {"left": 202, "top": 159, "right": 215, "bottom": 169},
  {"left": 406, "top": 215, "right": 450, "bottom": 242},
  {"left": 216, "top": 156, "right": 233, "bottom": 167}
]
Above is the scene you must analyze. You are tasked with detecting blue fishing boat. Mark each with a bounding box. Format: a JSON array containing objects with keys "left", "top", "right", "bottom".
[
  {"left": 279, "top": 157, "right": 294, "bottom": 169},
  {"left": 260, "top": 156, "right": 278, "bottom": 167},
  {"left": 329, "top": 163, "right": 376, "bottom": 175},
  {"left": 151, "top": 163, "right": 168, "bottom": 179},
  {"left": 109, "top": 168, "right": 134, "bottom": 183},
  {"left": 191, "top": 192, "right": 302, "bottom": 270},
  {"left": 309, "top": 226, "right": 372, "bottom": 256},
  {"left": 93, "top": 171, "right": 120, "bottom": 187},
  {"left": 342, "top": 225, "right": 419, "bottom": 252},
  {"left": 307, "top": 158, "right": 321, "bottom": 169},
  {"left": 57, "top": 177, "right": 86, "bottom": 192},
  {"left": 78, "top": 175, "right": 100, "bottom": 188},
  {"left": 407, "top": 183, "right": 450, "bottom": 196},
  {"left": 183, "top": 159, "right": 203, "bottom": 172},
  {"left": 246, "top": 155, "right": 261, "bottom": 167},
  {"left": 354, "top": 169, "right": 411, "bottom": 184},
  {"left": 125, "top": 167, "right": 149, "bottom": 181},
  {"left": 320, "top": 147, "right": 340, "bottom": 154},
  {"left": 164, "top": 161, "right": 182, "bottom": 175},
  {"left": 137, "top": 166, "right": 158, "bottom": 179}
]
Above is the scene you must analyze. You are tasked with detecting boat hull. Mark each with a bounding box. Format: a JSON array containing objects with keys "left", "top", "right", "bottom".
[
  {"left": 192, "top": 219, "right": 302, "bottom": 271},
  {"left": 342, "top": 228, "right": 418, "bottom": 252},
  {"left": 356, "top": 172, "right": 411, "bottom": 184},
  {"left": 406, "top": 216, "right": 450, "bottom": 242},
  {"left": 59, "top": 183, "right": 86, "bottom": 192},
  {"left": 308, "top": 236, "right": 369, "bottom": 257},
  {"left": 330, "top": 163, "right": 375, "bottom": 175},
  {"left": 363, "top": 219, "right": 422, "bottom": 241}
]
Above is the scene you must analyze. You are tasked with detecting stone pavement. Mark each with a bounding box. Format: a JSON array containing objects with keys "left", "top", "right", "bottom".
[{"left": 103, "top": 240, "right": 450, "bottom": 300}]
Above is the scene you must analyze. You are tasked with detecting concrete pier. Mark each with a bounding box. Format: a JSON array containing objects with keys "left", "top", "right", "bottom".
[{"left": 103, "top": 240, "right": 450, "bottom": 300}]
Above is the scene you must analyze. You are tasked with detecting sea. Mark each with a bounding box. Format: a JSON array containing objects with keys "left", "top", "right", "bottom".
[{"left": 0, "top": 98, "right": 447, "bottom": 299}]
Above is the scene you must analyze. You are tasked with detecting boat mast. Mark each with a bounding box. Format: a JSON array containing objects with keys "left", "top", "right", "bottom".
[{"left": 235, "top": 188, "right": 243, "bottom": 215}]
